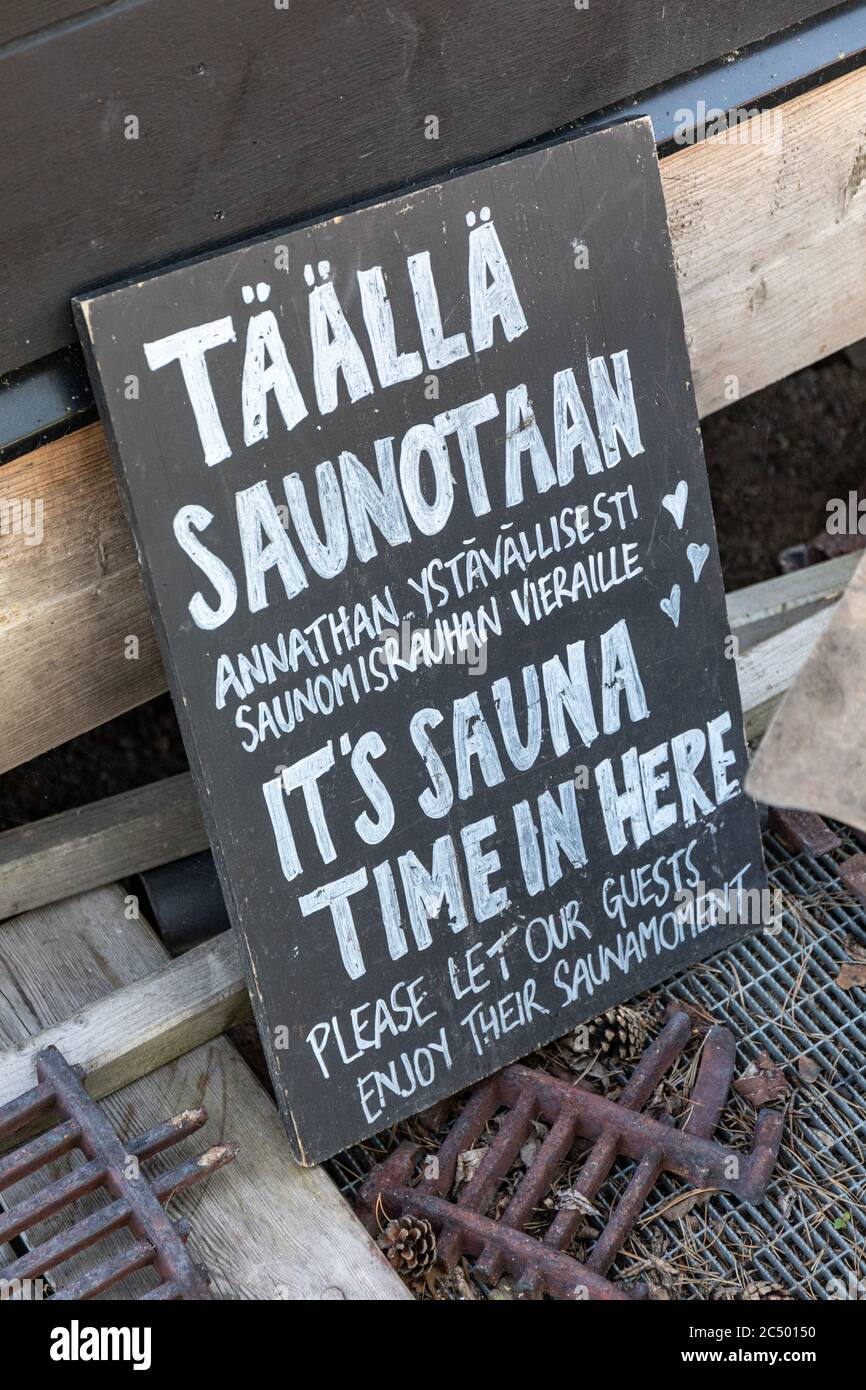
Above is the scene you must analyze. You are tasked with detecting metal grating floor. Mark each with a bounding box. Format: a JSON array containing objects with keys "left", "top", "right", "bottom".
[{"left": 328, "top": 827, "right": 866, "bottom": 1299}]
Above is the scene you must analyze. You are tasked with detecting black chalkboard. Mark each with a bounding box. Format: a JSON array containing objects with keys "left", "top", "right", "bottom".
[{"left": 76, "top": 118, "right": 766, "bottom": 1165}]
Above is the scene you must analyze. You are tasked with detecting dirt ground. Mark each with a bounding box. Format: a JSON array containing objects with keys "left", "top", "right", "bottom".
[
  {"left": 703, "top": 352, "right": 866, "bottom": 590},
  {"left": 2, "top": 349, "right": 865, "bottom": 833}
]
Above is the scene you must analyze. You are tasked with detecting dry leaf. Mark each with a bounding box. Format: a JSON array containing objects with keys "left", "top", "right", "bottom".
[
  {"left": 797, "top": 1055, "right": 821, "bottom": 1084},
  {"left": 665, "top": 1188, "right": 712, "bottom": 1220},
  {"left": 744, "top": 1280, "right": 775, "bottom": 1300},
  {"left": 519, "top": 1137, "right": 540, "bottom": 1167},
  {"left": 645, "top": 1274, "right": 675, "bottom": 1300},
  {"left": 733, "top": 1051, "right": 789, "bottom": 1107},
  {"left": 455, "top": 1147, "right": 485, "bottom": 1186},
  {"left": 453, "top": 1260, "right": 480, "bottom": 1300},
  {"left": 555, "top": 1187, "right": 597, "bottom": 1215},
  {"left": 836, "top": 961, "right": 866, "bottom": 991},
  {"left": 744, "top": 1281, "right": 792, "bottom": 1301},
  {"left": 842, "top": 933, "right": 866, "bottom": 964}
]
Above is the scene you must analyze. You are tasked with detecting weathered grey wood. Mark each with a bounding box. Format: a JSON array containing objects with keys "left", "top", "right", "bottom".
[
  {"left": 0, "top": 424, "right": 163, "bottom": 772},
  {"left": 0, "top": 886, "right": 409, "bottom": 1299},
  {"left": 0, "top": 773, "right": 205, "bottom": 920},
  {"left": 0, "top": 0, "right": 837, "bottom": 373},
  {"left": 747, "top": 550, "right": 866, "bottom": 831},
  {"left": 666, "top": 66, "right": 866, "bottom": 415},
  {"left": 1, "top": 559, "right": 840, "bottom": 922},
  {"left": 738, "top": 604, "right": 837, "bottom": 742},
  {"left": 727, "top": 552, "right": 859, "bottom": 650},
  {"left": 0, "top": 929, "right": 248, "bottom": 1111}
]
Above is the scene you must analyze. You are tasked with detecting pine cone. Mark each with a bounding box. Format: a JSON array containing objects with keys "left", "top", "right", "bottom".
[
  {"left": 586, "top": 1005, "right": 647, "bottom": 1061},
  {"left": 378, "top": 1215, "right": 436, "bottom": 1276}
]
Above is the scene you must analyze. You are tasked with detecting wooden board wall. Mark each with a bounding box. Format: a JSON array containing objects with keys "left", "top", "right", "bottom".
[
  {"left": 0, "top": 0, "right": 838, "bottom": 372},
  {"left": 2, "top": 66, "right": 866, "bottom": 773}
]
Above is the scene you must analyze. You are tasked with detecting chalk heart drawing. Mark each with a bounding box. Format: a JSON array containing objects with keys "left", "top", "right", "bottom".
[
  {"left": 660, "top": 583, "right": 681, "bottom": 627},
  {"left": 687, "top": 542, "right": 710, "bottom": 582},
  {"left": 662, "top": 480, "right": 688, "bottom": 529}
]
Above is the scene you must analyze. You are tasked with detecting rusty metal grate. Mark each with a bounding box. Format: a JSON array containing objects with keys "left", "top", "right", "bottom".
[
  {"left": 330, "top": 824, "right": 866, "bottom": 1299},
  {"left": 0, "top": 1046, "right": 236, "bottom": 1301},
  {"left": 653, "top": 826, "right": 866, "bottom": 1300},
  {"left": 357, "top": 1011, "right": 782, "bottom": 1299}
]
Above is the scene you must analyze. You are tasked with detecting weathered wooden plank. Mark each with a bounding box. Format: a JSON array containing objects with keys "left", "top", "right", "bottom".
[
  {"left": 0, "top": 423, "right": 162, "bottom": 770},
  {"left": 747, "top": 550, "right": 866, "bottom": 832},
  {"left": 4, "top": 68, "right": 865, "bottom": 771},
  {"left": 726, "top": 551, "right": 860, "bottom": 648},
  {"left": 739, "top": 604, "right": 837, "bottom": 741},
  {"left": 0, "top": 929, "right": 247, "bottom": 1111},
  {"left": 0, "top": 0, "right": 837, "bottom": 372},
  {"left": 0, "top": 886, "right": 409, "bottom": 1299},
  {"left": 0, "top": 568, "right": 838, "bottom": 921},
  {"left": 0, "top": 773, "right": 204, "bottom": 920},
  {"left": 666, "top": 66, "right": 866, "bottom": 415}
]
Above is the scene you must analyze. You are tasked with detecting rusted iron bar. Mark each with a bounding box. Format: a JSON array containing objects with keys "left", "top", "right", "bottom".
[
  {"left": 0, "top": 1078, "right": 58, "bottom": 1141},
  {"left": 151, "top": 1147, "right": 238, "bottom": 1202},
  {"left": 539, "top": 1011, "right": 694, "bottom": 1269},
  {"left": 2, "top": 1145, "right": 231, "bottom": 1286},
  {"left": 139, "top": 1265, "right": 213, "bottom": 1301},
  {"left": 0, "top": 1118, "right": 80, "bottom": 1187},
  {"left": 683, "top": 1027, "right": 735, "bottom": 1139},
  {"left": 359, "top": 1011, "right": 783, "bottom": 1299},
  {"left": 585, "top": 1140, "right": 665, "bottom": 1275},
  {"left": 0, "top": 1156, "right": 107, "bottom": 1244},
  {"left": 0, "top": 1046, "right": 236, "bottom": 1300},
  {"left": 0, "top": 1107, "right": 213, "bottom": 1246},
  {"left": 52, "top": 1240, "right": 159, "bottom": 1301}
]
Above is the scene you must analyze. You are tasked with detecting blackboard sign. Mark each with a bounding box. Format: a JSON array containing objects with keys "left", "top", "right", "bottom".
[{"left": 76, "top": 118, "right": 765, "bottom": 1164}]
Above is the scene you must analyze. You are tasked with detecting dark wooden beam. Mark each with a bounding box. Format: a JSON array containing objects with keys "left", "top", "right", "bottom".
[{"left": 0, "top": 0, "right": 841, "bottom": 373}]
